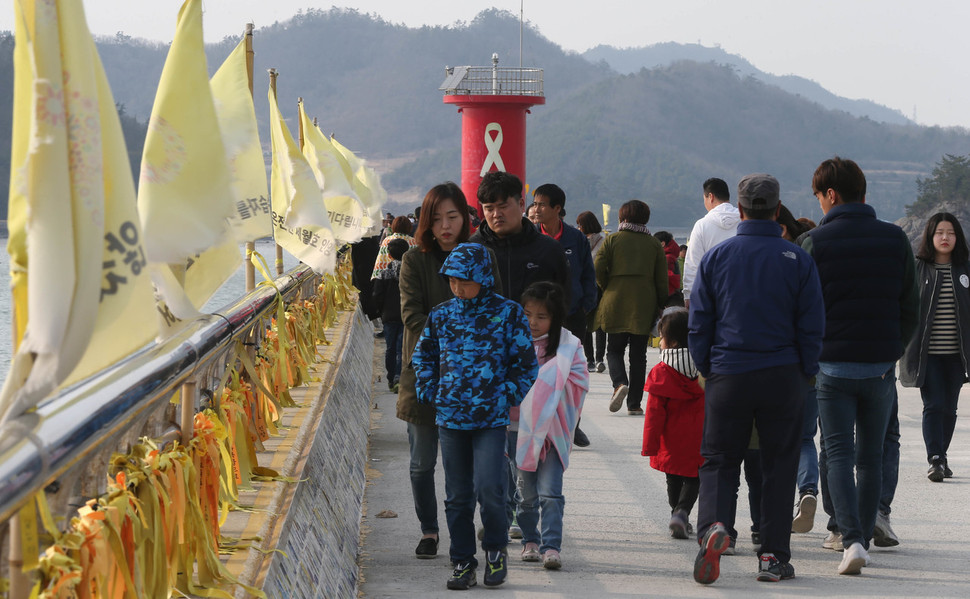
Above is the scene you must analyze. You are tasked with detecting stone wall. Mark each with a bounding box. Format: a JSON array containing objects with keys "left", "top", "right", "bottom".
[{"left": 258, "top": 307, "right": 373, "bottom": 599}]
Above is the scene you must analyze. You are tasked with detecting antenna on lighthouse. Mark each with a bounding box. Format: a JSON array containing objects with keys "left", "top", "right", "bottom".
[{"left": 519, "top": 0, "right": 523, "bottom": 67}]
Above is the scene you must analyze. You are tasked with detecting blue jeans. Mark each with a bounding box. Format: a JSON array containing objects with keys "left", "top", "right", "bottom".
[
  {"left": 506, "top": 431, "right": 521, "bottom": 528},
  {"left": 816, "top": 370, "right": 895, "bottom": 549},
  {"left": 881, "top": 391, "right": 900, "bottom": 515},
  {"left": 438, "top": 426, "right": 509, "bottom": 566},
  {"left": 383, "top": 321, "right": 404, "bottom": 382},
  {"left": 920, "top": 353, "right": 965, "bottom": 460},
  {"left": 818, "top": 388, "right": 899, "bottom": 526},
  {"left": 797, "top": 379, "right": 820, "bottom": 495},
  {"left": 407, "top": 422, "right": 439, "bottom": 535},
  {"left": 516, "top": 449, "right": 565, "bottom": 553}
]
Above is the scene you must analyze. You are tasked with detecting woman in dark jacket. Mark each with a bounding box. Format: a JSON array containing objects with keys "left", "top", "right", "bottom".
[
  {"left": 899, "top": 212, "right": 970, "bottom": 482},
  {"left": 396, "top": 182, "right": 471, "bottom": 558}
]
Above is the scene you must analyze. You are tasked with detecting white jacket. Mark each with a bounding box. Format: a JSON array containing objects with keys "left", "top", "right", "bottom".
[{"left": 682, "top": 202, "right": 740, "bottom": 297}]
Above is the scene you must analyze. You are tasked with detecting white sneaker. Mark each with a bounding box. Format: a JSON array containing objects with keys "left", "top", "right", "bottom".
[
  {"left": 838, "top": 542, "right": 868, "bottom": 575},
  {"left": 791, "top": 493, "right": 816, "bottom": 533},
  {"left": 821, "top": 531, "right": 843, "bottom": 551},
  {"left": 609, "top": 385, "right": 628, "bottom": 412}
]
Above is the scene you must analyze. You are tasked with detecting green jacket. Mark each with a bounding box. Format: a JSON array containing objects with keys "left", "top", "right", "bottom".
[
  {"left": 395, "top": 245, "right": 503, "bottom": 424},
  {"left": 594, "top": 230, "right": 668, "bottom": 335}
]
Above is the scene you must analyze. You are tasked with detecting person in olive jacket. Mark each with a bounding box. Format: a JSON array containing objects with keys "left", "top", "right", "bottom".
[
  {"left": 397, "top": 182, "right": 503, "bottom": 559},
  {"left": 594, "top": 199, "right": 668, "bottom": 414}
]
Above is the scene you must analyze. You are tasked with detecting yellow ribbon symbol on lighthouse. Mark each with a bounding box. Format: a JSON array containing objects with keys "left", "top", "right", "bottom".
[{"left": 479, "top": 122, "right": 506, "bottom": 177}]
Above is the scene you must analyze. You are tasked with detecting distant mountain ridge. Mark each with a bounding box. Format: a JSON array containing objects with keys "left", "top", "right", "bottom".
[
  {"left": 582, "top": 43, "right": 913, "bottom": 127},
  {"left": 3, "top": 8, "right": 970, "bottom": 227}
]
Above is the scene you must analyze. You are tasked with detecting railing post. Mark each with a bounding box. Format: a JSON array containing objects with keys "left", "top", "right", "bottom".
[
  {"left": 244, "top": 23, "right": 256, "bottom": 293},
  {"left": 8, "top": 512, "right": 29, "bottom": 599},
  {"left": 181, "top": 381, "right": 197, "bottom": 444},
  {"left": 269, "top": 68, "right": 284, "bottom": 277}
]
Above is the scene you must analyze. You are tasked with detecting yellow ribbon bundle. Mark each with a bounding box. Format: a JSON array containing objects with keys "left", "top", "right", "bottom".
[
  {"left": 28, "top": 254, "right": 361, "bottom": 598},
  {"left": 33, "top": 438, "right": 264, "bottom": 599}
]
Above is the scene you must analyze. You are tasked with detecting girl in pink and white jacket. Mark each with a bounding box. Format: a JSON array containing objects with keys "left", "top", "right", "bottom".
[{"left": 514, "top": 282, "right": 590, "bottom": 570}]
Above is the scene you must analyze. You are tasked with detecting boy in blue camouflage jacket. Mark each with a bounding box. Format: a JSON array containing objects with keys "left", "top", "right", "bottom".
[{"left": 413, "top": 242, "right": 539, "bottom": 590}]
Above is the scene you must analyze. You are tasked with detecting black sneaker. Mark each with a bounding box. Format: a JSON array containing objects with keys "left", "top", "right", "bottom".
[
  {"left": 415, "top": 536, "right": 438, "bottom": 559},
  {"left": 928, "top": 455, "right": 945, "bottom": 482},
  {"left": 756, "top": 553, "right": 795, "bottom": 582},
  {"left": 693, "top": 522, "right": 730, "bottom": 584},
  {"left": 483, "top": 550, "right": 507, "bottom": 587},
  {"left": 944, "top": 457, "right": 954, "bottom": 478},
  {"left": 447, "top": 561, "right": 476, "bottom": 590}
]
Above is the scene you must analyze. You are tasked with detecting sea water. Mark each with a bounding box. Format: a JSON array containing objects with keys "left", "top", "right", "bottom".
[{"left": 0, "top": 237, "right": 300, "bottom": 380}]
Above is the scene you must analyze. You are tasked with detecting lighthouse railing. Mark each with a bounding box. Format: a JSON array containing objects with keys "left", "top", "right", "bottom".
[
  {"left": 440, "top": 66, "right": 544, "bottom": 96},
  {"left": 0, "top": 262, "right": 320, "bottom": 525}
]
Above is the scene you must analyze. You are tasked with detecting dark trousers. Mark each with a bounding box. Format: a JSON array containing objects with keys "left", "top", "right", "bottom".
[
  {"left": 583, "top": 328, "right": 606, "bottom": 364},
  {"left": 564, "top": 311, "right": 587, "bottom": 343},
  {"left": 383, "top": 321, "right": 404, "bottom": 382},
  {"left": 717, "top": 448, "right": 763, "bottom": 540},
  {"left": 820, "top": 388, "right": 900, "bottom": 531},
  {"left": 666, "top": 474, "right": 700, "bottom": 515},
  {"left": 696, "top": 364, "right": 804, "bottom": 563},
  {"left": 606, "top": 332, "right": 649, "bottom": 410},
  {"left": 439, "top": 426, "right": 509, "bottom": 566},
  {"left": 920, "top": 352, "right": 965, "bottom": 460},
  {"left": 817, "top": 370, "right": 895, "bottom": 549}
]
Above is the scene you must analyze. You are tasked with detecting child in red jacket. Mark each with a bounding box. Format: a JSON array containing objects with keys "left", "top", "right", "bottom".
[{"left": 642, "top": 307, "right": 705, "bottom": 539}]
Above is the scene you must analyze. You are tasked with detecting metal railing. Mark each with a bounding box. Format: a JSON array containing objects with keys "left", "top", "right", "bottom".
[
  {"left": 0, "top": 264, "right": 319, "bottom": 524},
  {"left": 439, "top": 54, "right": 544, "bottom": 97}
]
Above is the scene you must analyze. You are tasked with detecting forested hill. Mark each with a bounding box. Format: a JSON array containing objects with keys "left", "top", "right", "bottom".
[
  {"left": 582, "top": 43, "right": 912, "bottom": 127},
  {"left": 3, "top": 8, "right": 970, "bottom": 226}
]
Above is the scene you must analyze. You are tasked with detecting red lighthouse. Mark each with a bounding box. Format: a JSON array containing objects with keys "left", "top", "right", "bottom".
[{"left": 440, "top": 54, "right": 545, "bottom": 212}]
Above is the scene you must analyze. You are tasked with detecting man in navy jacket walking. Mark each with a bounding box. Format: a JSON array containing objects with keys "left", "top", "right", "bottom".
[
  {"left": 688, "top": 174, "right": 825, "bottom": 585},
  {"left": 532, "top": 183, "right": 597, "bottom": 447}
]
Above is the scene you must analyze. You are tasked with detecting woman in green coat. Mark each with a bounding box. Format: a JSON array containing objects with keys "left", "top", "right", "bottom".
[{"left": 594, "top": 200, "right": 668, "bottom": 415}]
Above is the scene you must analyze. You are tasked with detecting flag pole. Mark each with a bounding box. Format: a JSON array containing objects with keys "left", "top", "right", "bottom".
[
  {"left": 9, "top": 241, "right": 29, "bottom": 599},
  {"left": 245, "top": 23, "right": 256, "bottom": 292},
  {"left": 269, "top": 68, "right": 284, "bottom": 276},
  {"left": 9, "top": 277, "right": 29, "bottom": 599}
]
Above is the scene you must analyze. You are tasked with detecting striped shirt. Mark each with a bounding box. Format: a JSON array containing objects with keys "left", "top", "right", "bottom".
[{"left": 929, "top": 263, "right": 960, "bottom": 354}]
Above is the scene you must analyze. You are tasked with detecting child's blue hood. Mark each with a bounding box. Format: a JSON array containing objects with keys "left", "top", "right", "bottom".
[{"left": 439, "top": 242, "right": 495, "bottom": 290}]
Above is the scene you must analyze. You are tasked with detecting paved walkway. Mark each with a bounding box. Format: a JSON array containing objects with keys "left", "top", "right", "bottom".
[{"left": 359, "top": 343, "right": 970, "bottom": 598}]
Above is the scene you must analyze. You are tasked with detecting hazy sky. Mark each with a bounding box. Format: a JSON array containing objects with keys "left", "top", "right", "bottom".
[{"left": 5, "top": 1, "right": 970, "bottom": 129}]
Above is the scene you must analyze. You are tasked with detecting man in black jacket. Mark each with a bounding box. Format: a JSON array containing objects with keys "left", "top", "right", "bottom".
[
  {"left": 800, "top": 156, "right": 918, "bottom": 576},
  {"left": 470, "top": 171, "right": 575, "bottom": 543},
  {"left": 470, "top": 172, "right": 570, "bottom": 306}
]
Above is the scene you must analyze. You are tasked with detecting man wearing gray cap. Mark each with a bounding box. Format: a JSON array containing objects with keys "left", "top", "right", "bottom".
[{"left": 687, "top": 174, "right": 825, "bottom": 585}]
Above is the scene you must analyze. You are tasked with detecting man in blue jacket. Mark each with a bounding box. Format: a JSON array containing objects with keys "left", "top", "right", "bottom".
[
  {"left": 688, "top": 174, "right": 825, "bottom": 585},
  {"left": 532, "top": 183, "right": 597, "bottom": 447}
]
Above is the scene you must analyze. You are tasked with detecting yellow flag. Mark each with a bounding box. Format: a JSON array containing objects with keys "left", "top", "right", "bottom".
[
  {"left": 211, "top": 37, "right": 272, "bottom": 242},
  {"left": 602, "top": 203, "right": 611, "bottom": 228},
  {"left": 1, "top": 0, "right": 157, "bottom": 421},
  {"left": 298, "top": 102, "right": 368, "bottom": 244},
  {"left": 137, "top": 0, "right": 235, "bottom": 264},
  {"left": 329, "top": 137, "right": 385, "bottom": 236},
  {"left": 268, "top": 86, "right": 337, "bottom": 274}
]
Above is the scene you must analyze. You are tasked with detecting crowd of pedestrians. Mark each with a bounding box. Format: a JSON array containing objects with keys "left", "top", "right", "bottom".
[{"left": 353, "top": 156, "right": 970, "bottom": 590}]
